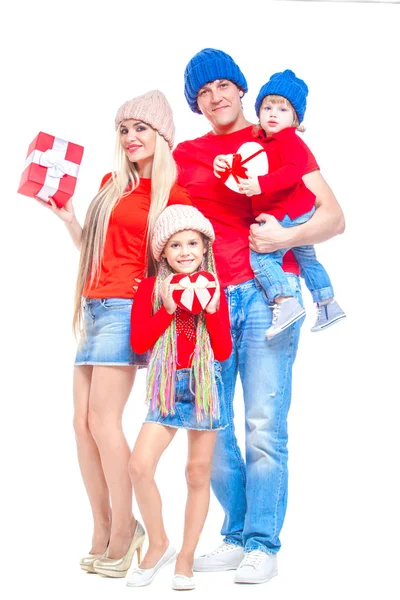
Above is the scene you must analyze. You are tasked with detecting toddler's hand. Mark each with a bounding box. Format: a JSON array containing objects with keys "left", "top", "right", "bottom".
[
  {"left": 161, "top": 274, "right": 178, "bottom": 315},
  {"left": 237, "top": 175, "right": 261, "bottom": 197},
  {"left": 213, "top": 155, "right": 230, "bottom": 178}
]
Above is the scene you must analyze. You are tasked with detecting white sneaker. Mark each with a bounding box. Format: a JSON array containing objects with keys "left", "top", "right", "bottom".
[
  {"left": 266, "top": 297, "right": 305, "bottom": 340},
  {"left": 126, "top": 545, "right": 176, "bottom": 587},
  {"left": 193, "top": 542, "right": 244, "bottom": 572},
  {"left": 172, "top": 574, "right": 196, "bottom": 590},
  {"left": 234, "top": 550, "right": 278, "bottom": 584}
]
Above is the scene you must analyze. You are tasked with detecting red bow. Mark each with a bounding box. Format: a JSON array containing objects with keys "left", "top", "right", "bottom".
[{"left": 220, "top": 148, "right": 265, "bottom": 184}]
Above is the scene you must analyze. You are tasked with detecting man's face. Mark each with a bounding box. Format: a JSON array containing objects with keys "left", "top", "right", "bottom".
[{"left": 196, "top": 79, "right": 244, "bottom": 131}]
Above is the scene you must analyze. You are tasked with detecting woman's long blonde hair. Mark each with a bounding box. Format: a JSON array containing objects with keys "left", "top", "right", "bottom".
[{"left": 73, "top": 129, "right": 177, "bottom": 337}]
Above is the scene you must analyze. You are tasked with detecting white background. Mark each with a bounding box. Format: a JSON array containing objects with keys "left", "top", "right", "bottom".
[{"left": 1, "top": 1, "right": 399, "bottom": 598}]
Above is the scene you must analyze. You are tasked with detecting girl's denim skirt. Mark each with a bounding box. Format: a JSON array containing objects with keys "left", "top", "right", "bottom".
[
  {"left": 74, "top": 297, "right": 149, "bottom": 367},
  {"left": 145, "top": 363, "right": 228, "bottom": 431}
]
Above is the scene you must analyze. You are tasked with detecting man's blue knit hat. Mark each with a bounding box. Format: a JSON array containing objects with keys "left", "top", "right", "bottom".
[
  {"left": 184, "top": 48, "right": 248, "bottom": 114},
  {"left": 255, "top": 70, "right": 308, "bottom": 123}
]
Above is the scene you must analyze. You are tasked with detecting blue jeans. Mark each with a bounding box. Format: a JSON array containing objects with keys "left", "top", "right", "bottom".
[
  {"left": 75, "top": 298, "right": 149, "bottom": 366},
  {"left": 250, "top": 208, "right": 334, "bottom": 303},
  {"left": 211, "top": 276, "right": 304, "bottom": 555},
  {"left": 144, "top": 364, "right": 228, "bottom": 431}
]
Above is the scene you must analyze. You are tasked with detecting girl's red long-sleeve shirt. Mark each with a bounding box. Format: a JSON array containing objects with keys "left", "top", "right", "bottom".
[{"left": 130, "top": 276, "right": 232, "bottom": 367}]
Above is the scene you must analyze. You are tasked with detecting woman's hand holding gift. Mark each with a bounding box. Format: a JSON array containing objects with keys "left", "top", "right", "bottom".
[{"left": 34, "top": 197, "right": 77, "bottom": 224}]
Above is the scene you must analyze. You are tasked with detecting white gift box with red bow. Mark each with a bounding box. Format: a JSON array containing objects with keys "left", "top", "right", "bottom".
[
  {"left": 218, "top": 141, "right": 268, "bottom": 193},
  {"left": 17, "top": 132, "right": 84, "bottom": 208}
]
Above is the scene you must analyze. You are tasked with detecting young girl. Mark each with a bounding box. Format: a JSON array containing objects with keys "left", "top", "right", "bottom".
[
  {"left": 214, "top": 69, "right": 345, "bottom": 339},
  {"left": 128, "top": 204, "right": 232, "bottom": 590},
  {"left": 35, "top": 90, "right": 192, "bottom": 577}
]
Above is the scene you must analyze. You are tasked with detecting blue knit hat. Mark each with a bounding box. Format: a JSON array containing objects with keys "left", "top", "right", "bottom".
[
  {"left": 255, "top": 70, "right": 308, "bottom": 123},
  {"left": 184, "top": 48, "right": 248, "bottom": 114}
]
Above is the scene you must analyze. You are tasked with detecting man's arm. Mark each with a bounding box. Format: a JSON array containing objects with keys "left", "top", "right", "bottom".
[{"left": 249, "top": 170, "right": 345, "bottom": 253}]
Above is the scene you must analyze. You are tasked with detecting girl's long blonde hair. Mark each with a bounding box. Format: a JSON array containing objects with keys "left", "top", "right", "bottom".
[{"left": 73, "top": 130, "right": 177, "bottom": 337}]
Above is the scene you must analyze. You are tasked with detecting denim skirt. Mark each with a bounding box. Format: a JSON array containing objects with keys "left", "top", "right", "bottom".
[
  {"left": 145, "top": 364, "right": 228, "bottom": 431},
  {"left": 74, "top": 297, "right": 149, "bottom": 367}
]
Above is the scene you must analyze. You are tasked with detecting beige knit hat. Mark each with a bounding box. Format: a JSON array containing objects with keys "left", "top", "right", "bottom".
[
  {"left": 115, "top": 90, "right": 175, "bottom": 148},
  {"left": 152, "top": 205, "right": 215, "bottom": 262}
]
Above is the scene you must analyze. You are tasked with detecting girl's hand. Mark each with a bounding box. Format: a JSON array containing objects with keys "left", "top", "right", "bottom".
[
  {"left": 205, "top": 275, "right": 220, "bottom": 314},
  {"left": 34, "top": 197, "right": 76, "bottom": 224},
  {"left": 161, "top": 274, "right": 178, "bottom": 315},
  {"left": 237, "top": 175, "right": 261, "bottom": 197},
  {"left": 132, "top": 278, "right": 142, "bottom": 292},
  {"left": 213, "top": 155, "right": 230, "bottom": 178}
]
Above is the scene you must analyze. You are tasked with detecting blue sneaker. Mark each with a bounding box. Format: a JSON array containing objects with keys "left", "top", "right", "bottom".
[{"left": 311, "top": 299, "right": 346, "bottom": 332}]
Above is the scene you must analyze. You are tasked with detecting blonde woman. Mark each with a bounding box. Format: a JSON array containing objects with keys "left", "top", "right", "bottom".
[{"left": 36, "top": 90, "right": 192, "bottom": 577}]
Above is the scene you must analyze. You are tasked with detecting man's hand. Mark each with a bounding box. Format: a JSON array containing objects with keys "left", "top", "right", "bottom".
[
  {"left": 238, "top": 175, "right": 261, "bottom": 197},
  {"left": 249, "top": 214, "right": 290, "bottom": 253}
]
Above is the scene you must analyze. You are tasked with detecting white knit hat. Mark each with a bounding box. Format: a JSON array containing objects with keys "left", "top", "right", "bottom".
[{"left": 152, "top": 205, "right": 215, "bottom": 262}]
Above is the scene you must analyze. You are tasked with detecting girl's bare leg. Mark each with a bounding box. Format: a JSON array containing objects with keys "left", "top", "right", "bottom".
[
  {"left": 129, "top": 423, "right": 177, "bottom": 568},
  {"left": 88, "top": 365, "right": 137, "bottom": 559},
  {"left": 175, "top": 430, "right": 218, "bottom": 577},
  {"left": 73, "top": 365, "right": 111, "bottom": 554}
]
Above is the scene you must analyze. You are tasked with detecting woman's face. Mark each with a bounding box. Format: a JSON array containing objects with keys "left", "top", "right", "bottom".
[{"left": 119, "top": 119, "right": 156, "bottom": 177}]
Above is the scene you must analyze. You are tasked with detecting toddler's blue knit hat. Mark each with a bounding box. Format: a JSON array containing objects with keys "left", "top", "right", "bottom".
[
  {"left": 184, "top": 48, "right": 248, "bottom": 114},
  {"left": 255, "top": 70, "right": 308, "bottom": 123}
]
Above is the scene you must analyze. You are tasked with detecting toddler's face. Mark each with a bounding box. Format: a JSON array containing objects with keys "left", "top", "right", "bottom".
[
  {"left": 260, "top": 96, "right": 295, "bottom": 136},
  {"left": 162, "top": 230, "right": 206, "bottom": 274}
]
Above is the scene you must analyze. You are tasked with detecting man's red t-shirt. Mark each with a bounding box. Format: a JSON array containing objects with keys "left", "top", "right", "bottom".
[{"left": 174, "top": 125, "right": 319, "bottom": 288}]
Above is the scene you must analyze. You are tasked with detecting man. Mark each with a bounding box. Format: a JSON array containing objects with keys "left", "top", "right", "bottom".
[{"left": 173, "top": 48, "right": 345, "bottom": 585}]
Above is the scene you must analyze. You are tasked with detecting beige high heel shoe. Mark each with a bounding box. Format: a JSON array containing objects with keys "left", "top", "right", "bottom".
[
  {"left": 80, "top": 553, "right": 105, "bottom": 573},
  {"left": 93, "top": 520, "right": 145, "bottom": 578}
]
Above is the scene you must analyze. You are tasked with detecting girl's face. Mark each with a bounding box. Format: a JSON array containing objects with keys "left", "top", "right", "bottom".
[
  {"left": 119, "top": 119, "right": 156, "bottom": 177},
  {"left": 259, "top": 96, "right": 295, "bottom": 136},
  {"left": 162, "top": 230, "right": 207, "bottom": 274}
]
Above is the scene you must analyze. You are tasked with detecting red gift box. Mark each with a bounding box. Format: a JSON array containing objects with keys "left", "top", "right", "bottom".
[
  {"left": 17, "top": 132, "right": 84, "bottom": 208},
  {"left": 171, "top": 271, "right": 216, "bottom": 314}
]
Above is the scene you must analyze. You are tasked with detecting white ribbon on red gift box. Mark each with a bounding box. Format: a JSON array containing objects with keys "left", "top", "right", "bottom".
[
  {"left": 175, "top": 274, "right": 216, "bottom": 311},
  {"left": 24, "top": 137, "right": 80, "bottom": 201}
]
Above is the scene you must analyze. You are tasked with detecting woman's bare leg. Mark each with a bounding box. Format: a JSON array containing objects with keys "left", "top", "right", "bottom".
[
  {"left": 88, "top": 365, "right": 137, "bottom": 559},
  {"left": 73, "top": 365, "right": 111, "bottom": 554},
  {"left": 129, "top": 423, "right": 177, "bottom": 568},
  {"left": 175, "top": 430, "right": 218, "bottom": 577}
]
